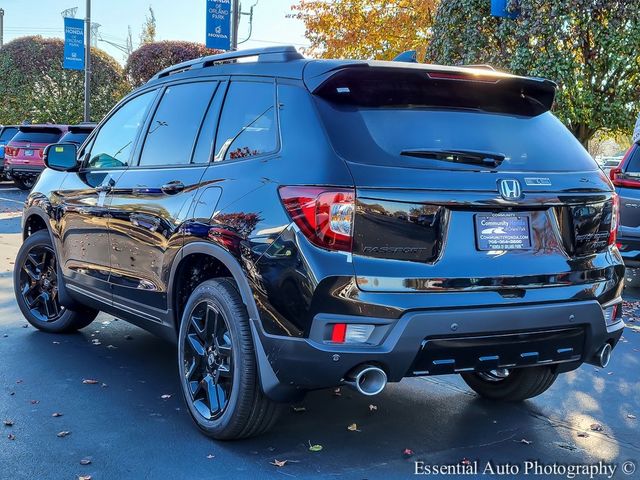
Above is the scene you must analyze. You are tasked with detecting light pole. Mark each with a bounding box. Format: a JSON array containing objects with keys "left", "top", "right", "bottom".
[
  {"left": 231, "top": 0, "right": 240, "bottom": 50},
  {"left": 84, "top": 0, "right": 91, "bottom": 122},
  {"left": 0, "top": 9, "right": 5, "bottom": 49}
]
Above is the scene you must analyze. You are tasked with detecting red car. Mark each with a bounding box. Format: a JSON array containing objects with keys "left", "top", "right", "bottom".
[{"left": 4, "top": 125, "right": 68, "bottom": 190}]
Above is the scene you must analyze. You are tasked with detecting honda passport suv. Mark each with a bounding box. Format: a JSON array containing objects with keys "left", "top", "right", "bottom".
[{"left": 14, "top": 46, "right": 625, "bottom": 440}]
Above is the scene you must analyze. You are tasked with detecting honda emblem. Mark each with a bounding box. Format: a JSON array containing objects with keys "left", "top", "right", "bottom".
[{"left": 498, "top": 179, "right": 522, "bottom": 200}]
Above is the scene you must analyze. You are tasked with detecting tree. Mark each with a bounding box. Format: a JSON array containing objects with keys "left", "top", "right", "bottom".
[
  {"left": 427, "top": 0, "right": 640, "bottom": 146},
  {"left": 125, "top": 41, "right": 222, "bottom": 87},
  {"left": 139, "top": 6, "right": 157, "bottom": 45},
  {"left": 290, "top": 0, "right": 438, "bottom": 60},
  {"left": 0, "top": 36, "right": 128, "bottom": 125}
]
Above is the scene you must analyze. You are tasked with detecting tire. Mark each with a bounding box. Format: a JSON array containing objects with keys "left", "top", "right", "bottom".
[
  {"left": 15, "top": 177, "right": 35, "bottom": 190},
  {"left": 178, "top": 278, "right": 282, "bottom": 440},
  {"left": 461, "top": 366, "right": 558, "bottom": 402},
  {"left": 14, "top": 230, "right": 98, "bottom": 333}
]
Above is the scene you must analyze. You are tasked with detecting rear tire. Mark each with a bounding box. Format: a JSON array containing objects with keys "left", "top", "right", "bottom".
[
  {"left": 178, "top": 278, "right": 282, "bottom": 440},
  {"left": 14, "top": 230, "right": 98, "bottom": 333},
  {"left": 14, "top": 177, "right": 35, "bottom": 190},
  {"left": 461, "top": 366, "right": 558, "bottom": 402}
]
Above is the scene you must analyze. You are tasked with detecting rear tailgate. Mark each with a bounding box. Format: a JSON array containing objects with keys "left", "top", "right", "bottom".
[{"left": 310, "top": 64, "right": 617, "bottom": 293}]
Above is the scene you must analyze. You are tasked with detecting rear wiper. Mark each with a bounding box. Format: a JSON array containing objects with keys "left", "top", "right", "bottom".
[{"left": 400, "top": 149, "right": 506, "bottom": 168}]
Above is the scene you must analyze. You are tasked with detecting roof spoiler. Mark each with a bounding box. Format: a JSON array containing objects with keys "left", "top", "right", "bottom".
[{"left": 393, "top": 50, "right": 418, "bottom": 63}]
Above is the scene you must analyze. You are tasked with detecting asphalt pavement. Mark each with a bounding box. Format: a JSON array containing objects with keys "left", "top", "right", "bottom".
[{"left": 0, "top": 182, "right": 638, "bottom": 479}]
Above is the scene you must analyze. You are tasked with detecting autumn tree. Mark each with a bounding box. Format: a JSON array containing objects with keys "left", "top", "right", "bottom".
[
  {"left": 290, "top": 0, "right": 438, "bottom": 60},
  {"left": 427, "top": 0, "right": 640, "bottom": 146},
  {"left": 0, "top": 36, "right": 128, "bottom": 124},
  {"left": 125, "top": 41, "right": 222, "bottom": 87}
]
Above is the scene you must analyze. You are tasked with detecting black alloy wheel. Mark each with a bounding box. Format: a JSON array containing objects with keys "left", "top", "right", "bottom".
[
  {"left": 18, "top": 243, "right": 64, "bottom": 322},
  {"left": 183, "top": 301, "right": 234, "bottom": 420}
]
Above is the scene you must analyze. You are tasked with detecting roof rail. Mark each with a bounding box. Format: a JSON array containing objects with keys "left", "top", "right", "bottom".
[{"left": 151, "top": 45, "right": 304, "bottom": 81}]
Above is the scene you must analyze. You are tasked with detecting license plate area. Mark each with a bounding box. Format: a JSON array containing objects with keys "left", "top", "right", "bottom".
[
  {"left": 475, "top": 213, "right": 532, "bottom": 251},
  {"left": 24, "top": 149, "right": 34, "bottom": 157}
]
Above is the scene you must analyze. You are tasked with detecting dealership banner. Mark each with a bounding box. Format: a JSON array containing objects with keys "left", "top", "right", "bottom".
[
  {"left": 63, "top": 17, "right": 85, "bottom": 70},
  {"left": 206, "top": 0, "right": 232, "bottom": 50}
]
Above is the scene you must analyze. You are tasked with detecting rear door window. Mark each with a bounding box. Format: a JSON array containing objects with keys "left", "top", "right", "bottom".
[
  {"left": 624, "top": 146, "right": 640, "bottom": 174},
  {"left": 214, "top": 81, "right": 277, "bottom": 162},
  {"left": 138, "top": 81, "right": 218, "bottom": 167}
]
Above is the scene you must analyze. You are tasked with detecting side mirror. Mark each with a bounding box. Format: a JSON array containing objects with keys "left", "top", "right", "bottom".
[{"left": 44, "top": 143, "right": 79, "bottom": 172}]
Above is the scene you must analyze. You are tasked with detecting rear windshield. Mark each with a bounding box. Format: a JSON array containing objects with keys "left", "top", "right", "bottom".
[
  {"left": 60, "top": 131, "right": 90, "bottom": 145},
  {"left": 315, "top": 100, "right": 597, "bottom": 172},
  {"left": 11, "top": 129, "right": 64, "bottom": 144},
  {"left": 0, "top": 127, "right": 18, "bottom": 142}
]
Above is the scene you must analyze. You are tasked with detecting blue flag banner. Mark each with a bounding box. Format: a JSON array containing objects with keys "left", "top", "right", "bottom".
[
  {"left": 63, "top": 17, "right": 85, "bottom": 70},
  {"left": 490, "top": 0, "right": 519, "bottom": 19},
  {"left": 206, "top": 0, "right": 232, "bottom": 50}
]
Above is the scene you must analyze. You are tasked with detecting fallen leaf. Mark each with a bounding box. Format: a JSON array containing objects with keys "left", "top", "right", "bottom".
[
  {"left": 369, "top": 404, "right": 378, "bottom": 412},
  {"left": 308, "top": 441, "right": 323, "bottom": 452},
  {"left": 291, "top": 405, "right": 306, "bottom": 413},
  {"left": 3, "top": 420, "right": 14, "bottom": 427},
  {"left": 16, "top": 380, "right": 23, "bottom": 384},
  {"left": 57, "top": 431, "right": 71, "bottom": 438},
  {"left": 101, "top": 383, "right": 108, "bottom": 388},
  {"left": 347, "top": 423, "right": 360, "bottom": 432},
  {"left": 402, "top": 448, "right": 414, "bottom": 459},
  {"left": 577, "top": 432, "right": 590, "bottom": 438},
  {"left": 22, "top": 324, "right": 28, "bottom": 328},
  {"left": 82, "top": 379, "right": 99, "bottom": 385},
  {"left": 206, "top": 454, "right": 215, "bottom": 459},
  {"left": 91, "top": 339, "right": 101, "bottom": 346},
  {"left": 80, "top": 458, "right": 92, "bottom": 465},
  {"left": 590, "top": 423, "right": 604, "bottom": 432},
  {"left": 52, "top": 412, "right": 63, "bottom": 417},
  {"left": 161, "top": 394, "right": 171, "bottom": 399},
  {"left": 7, "top": 433, "right": 15, "bottom": 440},
  {"left": 628, "top": 414, "right": 637, "bottom": 420},
  {"left": 519, "top": 438, "right": 532, "bottom": 445},
  {"left": 270, "top": 459, "right": 288, "bottom": 467},
  {"left": 106, "top": 344, "right": 118, "bottom": 349},
  {"left": 78, "top": 476, "right": 92, "bottom": 480},
  {"left": 30, "top": 400, "right": 39, "bottom": 405}
]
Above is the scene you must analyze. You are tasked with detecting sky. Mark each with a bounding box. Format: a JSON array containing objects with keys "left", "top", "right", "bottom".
[{"left": 0, "top": 0, "right": 309, "bottom": 63}]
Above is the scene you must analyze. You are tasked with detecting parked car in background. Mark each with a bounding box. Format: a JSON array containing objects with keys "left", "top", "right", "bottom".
[
  {"left": 58, "top": 123, "right": 96, "bottom": 146},
  {"left": 610, "top": 142, "right": 640, "bottom": 269},
  {"left": 601, "top": 157, "right": 623, "bottom": 177},
  {"left": 4, "top": 125, "right": 67, "bottom": 190},
  {"left": 0, "top": 125, "right": 20, "bottom": 181}
]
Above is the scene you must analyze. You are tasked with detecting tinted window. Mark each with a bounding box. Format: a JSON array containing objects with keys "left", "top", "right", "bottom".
[
  {"left": 139, "top": 82, "right": 217, "bottom": 167},
  {"left": 60, "top": 131, "right": 91, "bottom": 145},
  {"left": 11, "top": 129, "right": 63, "bottom": 144},
  {"left": 214, "top": 82, "right": 277, "bottom": 162},
  {"left": 87, "top": 91, "right": 155, "bottom": 169},
  {"left": 0, "top": 127, "right": 18, "bottom": 142},
  {"left": 625, "top": 146, "right": 640, "bottom": 173},
  {"left": 316, "top": 100, "right": 597, "bottom": 172}
]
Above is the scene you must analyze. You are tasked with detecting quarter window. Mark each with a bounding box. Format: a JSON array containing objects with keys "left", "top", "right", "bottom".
[
  {"left": 214, "top": 82, "right": 277, "bottom": 162},
  {"left": 139, "top": 82, "right": 218, "bottom": 167},
  {"left": 87, "top": 91, "right": 155, "bottom": 169}
]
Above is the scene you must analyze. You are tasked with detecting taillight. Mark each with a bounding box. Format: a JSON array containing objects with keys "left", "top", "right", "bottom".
[
  {"left": 4, "top": 146, "right": 17, "bottom": 157},
  {"left": 609, "top": 193, "right": 619, "bottom": 246},
  {"left": 279, "top": 186, "right": 355, "bottom": 252},
  {"left": 610, "top": 145, "right": 640, "bottom": 187}
]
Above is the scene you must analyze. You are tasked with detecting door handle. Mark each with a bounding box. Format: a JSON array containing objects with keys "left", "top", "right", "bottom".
[
  {"left": 161, "top": 181, "right": 185, "bottom": 195},
  {"left": 95, "top": 184, "right": 112, "bottom": 193}
]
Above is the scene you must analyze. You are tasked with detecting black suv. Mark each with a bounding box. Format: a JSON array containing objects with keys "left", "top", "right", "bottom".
[{"left": 14, "top": 46, "right": 625, "bottom": 440}]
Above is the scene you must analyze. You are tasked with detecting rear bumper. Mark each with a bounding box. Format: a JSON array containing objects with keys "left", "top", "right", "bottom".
[
  {"left": 253, "top": 299, "right": 624, "bottom": 401},
  {"left": 5, "top": 165, "right": 43, "bottom": 178}
]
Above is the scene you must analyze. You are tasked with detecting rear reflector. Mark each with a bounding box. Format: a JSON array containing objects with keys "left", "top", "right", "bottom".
[
  {"left": 279, "top": 186, "right": 355, "bottom": 252},
  {"left": 603, "top": 304, "right": 619, "bottom": 326},
  {"left": 330, "top": 323, "right": 374, "bottom": 343},
  {"left": 609, "top": 193, "right": 619, "bottom": 246}
]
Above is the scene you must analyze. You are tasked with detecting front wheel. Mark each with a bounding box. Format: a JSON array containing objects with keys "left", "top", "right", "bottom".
[
  {"left": 178, "top": 278, "right": 282, "bottom": 440},
  {"left": 461, "top": 366, "right": 558, "bottom": 402},
  {"left": 14, "top": 230, "right": 98, "bottom": 332}
]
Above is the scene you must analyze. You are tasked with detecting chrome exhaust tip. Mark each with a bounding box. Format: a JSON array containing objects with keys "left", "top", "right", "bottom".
[
  {"left": 597, "top": 343, "right": 612, "bottom": 368},
  {"left": 344, "top": 365, "right": 387, "bottom": 396}
]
